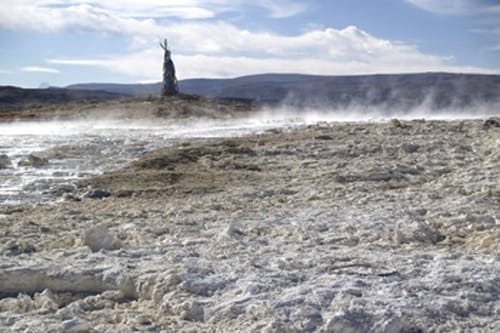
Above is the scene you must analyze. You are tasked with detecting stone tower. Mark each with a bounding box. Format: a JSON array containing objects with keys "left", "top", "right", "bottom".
[{"left": 160, "top": 38, "right": 178, "bottom": 96}]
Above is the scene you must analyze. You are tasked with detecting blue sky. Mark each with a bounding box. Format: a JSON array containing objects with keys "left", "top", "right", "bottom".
[{"left": 0, "top": 0, "right": 499, "bottom": 88}]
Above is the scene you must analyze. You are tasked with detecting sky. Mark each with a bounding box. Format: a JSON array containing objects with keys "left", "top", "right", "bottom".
[{"left": 0, "top": 0, "right": 499, "bottom": 88}]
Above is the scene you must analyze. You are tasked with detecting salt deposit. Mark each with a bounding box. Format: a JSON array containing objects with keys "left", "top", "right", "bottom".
[{"left": 0, "top": 116, "right": 499, "bottom": 332}]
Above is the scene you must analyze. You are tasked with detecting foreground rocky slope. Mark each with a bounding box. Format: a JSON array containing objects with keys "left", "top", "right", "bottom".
[{"left": 0, "top": 116, "right": 499, "bottom": 332}]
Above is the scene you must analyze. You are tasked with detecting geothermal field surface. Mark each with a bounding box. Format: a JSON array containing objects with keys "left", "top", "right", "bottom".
[{"left": 0, "top": 99, "right": 499, "bottom": 332}]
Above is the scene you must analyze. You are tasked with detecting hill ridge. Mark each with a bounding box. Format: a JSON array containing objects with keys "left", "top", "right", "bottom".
[
  {"left": 65, "top": 72, "right": 500, "bottom": 109},
  {"left": 2, "top": 72, "right": 500, "bottom": 111}
]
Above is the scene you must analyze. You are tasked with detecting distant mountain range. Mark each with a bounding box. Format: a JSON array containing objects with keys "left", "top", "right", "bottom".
[
  {"left": 67, "top": 73, "right": 500, "bottom": 109},
  {"left": 0, "top": 86, "right": 126, "bottom": 110},
  {"left": 2, "top": 73, "right": 500, "bottom": 111}
]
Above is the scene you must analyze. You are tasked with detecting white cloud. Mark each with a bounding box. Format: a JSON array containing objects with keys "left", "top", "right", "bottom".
[
  {"left": 48, "top": 25, "right": 497, "bottom": 81},
  {"left": 0, "top": 3, "right": 167, "bottom": 35},
  {"left": 50, "top": 50, "right": 497, "bottom": 83},
  {"left": 3, "top": 0, "right": 498, "bottom": 84},
  {"left": 2, "top": 0, "right": 218, "bottom": 21},
  {"left": 0, "top": 0, "right": 306, "bottom": 33},
  {"left": 21, "top": 66, "right": 60, "bottom": 74}
]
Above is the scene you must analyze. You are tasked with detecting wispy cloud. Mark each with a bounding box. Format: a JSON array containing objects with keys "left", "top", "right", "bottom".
[
  {"left": 0, "top": 0, "right": 306, "bottom": 33},
  {"left": 0, "top": 69, "right": 15, "bottom": 74},
  {"left": 406, "top": 0, "right": 500, "bottom": 16},
  {"left": 404, "top": 0, "right": 474, "bottom": 15},
  {"left": 255, "top": 0, "right": 307, "bottom": 18},
  {"left": 21, "top": 66, "right": 60, "bottom": 74},
  {"left": 406, "top": 0, "right": 500, "bottom": 52},
  {"left": 484, "top": 4, "right": 500, "bottom": 14}
]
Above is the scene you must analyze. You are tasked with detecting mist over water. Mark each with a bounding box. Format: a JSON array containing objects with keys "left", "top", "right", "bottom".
[
  {"left": 0, "top": 103, "right": 498, "bottom": 207},
  {"left": 268, "top": 98, "right": 500, "bottom": 122}
]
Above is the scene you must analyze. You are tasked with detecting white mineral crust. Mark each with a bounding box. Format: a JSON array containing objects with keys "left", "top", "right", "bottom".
[{"left": 0, "top": 118, "right": 498, "bottom": 332}]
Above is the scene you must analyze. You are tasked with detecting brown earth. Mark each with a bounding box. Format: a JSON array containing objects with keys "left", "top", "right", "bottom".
[{"left": 0, "top": 94, "right": 258, "bottom": 122}]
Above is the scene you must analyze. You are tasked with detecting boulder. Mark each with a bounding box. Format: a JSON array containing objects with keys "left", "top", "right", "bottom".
[
  {"left": 179, "top": 301, "right": 205, "bottom": 322},
  {"left": 394, "top": 220, "right": 445, "bottom": 245},
  {"left": 61, "top": 319, "right": 91, "bottom": 333},
  {"left": 3, "top": 240, "right": 37, "bottom": 256},
  {"left": 401, "top": 143, "right": 420, "bottom": 154},
  {"left": 83, "top": 188, "right": 111, "bottom": 199},
  {"left": 0, "top": 154, "right": 11, "bottom": 169},
  {"left": 482, "top": 117, "right": 500, "bottom": 129},
  {"left": 82, "top": 225, "right": 122, "bottom": 252},
  {"left": 389, "top": 118, "right": 410, "bottom": 129},
  {"left": 18, "top": 154, "right": 48, "bottom": 167}
]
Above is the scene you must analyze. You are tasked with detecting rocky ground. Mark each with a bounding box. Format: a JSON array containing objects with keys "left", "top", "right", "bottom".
[
  {"left": 0, "top": 102, "right": 499, "bottom": 332},
  {"left": 0, "top": 94, "right": 257, "bottom": 122}
]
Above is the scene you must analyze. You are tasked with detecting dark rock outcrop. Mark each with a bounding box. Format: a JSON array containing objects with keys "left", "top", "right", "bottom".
[{"left": 482, "top": 117, "right": 500, "bottom": 129}]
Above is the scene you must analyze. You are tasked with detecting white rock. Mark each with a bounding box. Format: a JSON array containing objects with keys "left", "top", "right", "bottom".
[
  {"left": 394, "top": 220, "right": 444, "bottom": 245},
  {"left": 33, "top": 288, "right": 58, "bottom": 312},
  {"left": 0, "top": 154, "right": 11, "bottom": 169},
  {"left": 61, "top": 318, "right": 91, "bottom": 333},
  {"left": 82, "top": 225, "right": 122, "bottom": 252},
  {"left": 179, "top": 301, "right": 205, "bottom": 322}
]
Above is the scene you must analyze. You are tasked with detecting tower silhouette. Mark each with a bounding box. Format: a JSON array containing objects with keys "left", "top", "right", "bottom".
[{"left": 160, "top": 39, "right": 178, "bottom": 96}]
